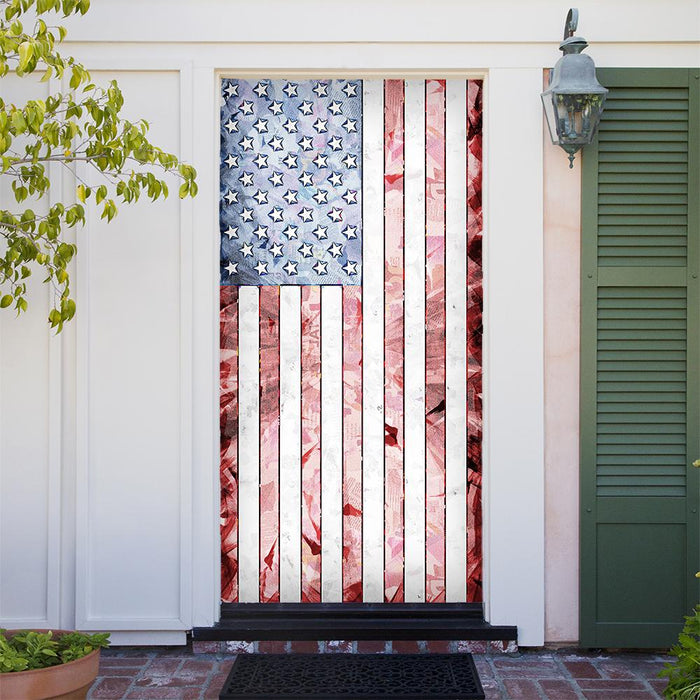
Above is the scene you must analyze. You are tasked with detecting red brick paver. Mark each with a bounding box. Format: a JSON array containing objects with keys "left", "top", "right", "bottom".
[{"left": 87, "top": 646, "right": 671, "bottom": 699}]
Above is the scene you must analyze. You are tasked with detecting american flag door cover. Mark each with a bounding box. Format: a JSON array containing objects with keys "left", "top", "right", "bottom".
[{"left": 219, "top": 78, "right": 484, "bottom": 605}]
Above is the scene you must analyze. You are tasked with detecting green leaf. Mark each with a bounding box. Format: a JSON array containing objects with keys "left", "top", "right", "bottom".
[{"left": 18, "top": 41, "right": 34, "bottom": 71}]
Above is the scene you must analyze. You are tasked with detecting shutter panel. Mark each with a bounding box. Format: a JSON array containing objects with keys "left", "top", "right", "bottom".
[{"left": 580, "top": 68, "right": 700, "bottom": 648}]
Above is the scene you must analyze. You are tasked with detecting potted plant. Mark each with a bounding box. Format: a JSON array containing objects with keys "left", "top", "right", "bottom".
[{"left": 0, "top": 629, "right": 110, "bottom": 699}]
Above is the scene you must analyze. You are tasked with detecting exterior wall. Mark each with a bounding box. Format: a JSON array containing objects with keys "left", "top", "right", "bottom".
[
  {"left": 0, "top": 0, "right": 698, "bottom": 646},
  {"left": 543, "top": 105, "right": 582, "bottom": 644}
]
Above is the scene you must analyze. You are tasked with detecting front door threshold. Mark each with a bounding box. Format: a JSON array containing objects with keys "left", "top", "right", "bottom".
[{"left": 192, "top": 603, "right": 517, "bottom": 642}]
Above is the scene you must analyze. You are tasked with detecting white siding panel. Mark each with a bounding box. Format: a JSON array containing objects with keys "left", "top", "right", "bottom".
[
  {"left": 403, "top": 79, "right": 427, "bottom": 604},
  {"left": 76, "top": 71, "right": 187, "bottom": 628},
  {"left": 0, "top": 76, "right": 60, "bottom": 629},
  {"left": 445, "top": 79, "right": 467, "bottom": 602},
  {"left": 320, "top": 287, "right": 343, "bottom": 602},
  {"left": 279, "top": 287, "right": 302, "bottom": 603},
  {"left": 237, "top": 286, "right": 260, "bottom": 603},
  {"left": 361, "top": 80, "right": 385, "bottom": 603}
]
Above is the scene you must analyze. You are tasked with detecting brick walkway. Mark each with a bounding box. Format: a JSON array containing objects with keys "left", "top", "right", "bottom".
[{"left": 89, "top": 645, "right": 672, "bottom": 699}]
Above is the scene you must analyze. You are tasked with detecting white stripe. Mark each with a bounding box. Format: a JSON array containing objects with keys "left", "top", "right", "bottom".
[
  {"left": 237, "top": 286, "right": 260, "bottom": 602},
  {"left": 445, "top": 79, "right": 468, "bottom": 602},
  {"left": 279, "top": 286, "right": 301, "bottom": 603},
  {"left": 321, "top": 287, "right": 343, "bottom": 602},
  {"left": 362, "top": 79, "right": 385, "bottom": 603},
  {"left": 403, "top": 79, "right": 427, "bottom": 603}
]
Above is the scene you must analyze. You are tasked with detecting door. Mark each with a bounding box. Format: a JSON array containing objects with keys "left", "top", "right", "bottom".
[{"left": 218, "top": 78, "right": 484, "bottom": 606}]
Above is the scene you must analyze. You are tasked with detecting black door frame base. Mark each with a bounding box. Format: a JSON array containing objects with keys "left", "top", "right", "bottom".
[{"left": 192, "top": 603, "right": 517, "bottom": 642}]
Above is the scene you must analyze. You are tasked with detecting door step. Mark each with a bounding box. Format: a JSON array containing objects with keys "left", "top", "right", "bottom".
[{"left": 192, "top": 603, "right": 517, "bottom": 652}]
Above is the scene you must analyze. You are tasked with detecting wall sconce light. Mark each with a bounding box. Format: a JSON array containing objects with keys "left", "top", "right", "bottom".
[{"left": 541, "top": 8, "right": 608, "bottom": 168}]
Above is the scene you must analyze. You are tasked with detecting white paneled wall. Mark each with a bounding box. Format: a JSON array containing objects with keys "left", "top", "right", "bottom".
[
  {"left": 0, "top": 0, "right": 697, "bottom": 645},
  {"left": 0, "top": 78, "right": 61, "bottom": 629},
  {"left": 75, "top": 71, "right": 192, "bottom": 635}
]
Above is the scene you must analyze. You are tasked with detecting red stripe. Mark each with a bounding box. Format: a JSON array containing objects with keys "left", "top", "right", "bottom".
[
  {"left": 259, "top": 287, "right": 280, "bottom": 602},
  {"left": 220, "top": 286, "right": 239, "bottom": 603},
  {"left": 425, "top": 79, "right": 447, "bottom": 603},
  {"left": 466, "top": 79, "right": 484, "bottom": 603},
  {"left": 342, "top": 286, "right": 363, "bottom": 601},
  {"left": 301, "top": 286, "right": 322, "bottom": 602},
  {"left": 383, "top": 79, "right": 405, "bottom": 603}
]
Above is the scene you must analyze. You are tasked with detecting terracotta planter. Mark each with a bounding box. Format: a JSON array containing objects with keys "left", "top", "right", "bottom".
[{"left": 0, "top": 630, "right": 101, "bottom": 700}]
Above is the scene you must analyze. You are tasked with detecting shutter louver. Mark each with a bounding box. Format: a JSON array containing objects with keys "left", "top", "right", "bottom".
[
  {"left": 596, "top": 287, "right": 687, "bottom": 497},
  {"left": 597, "top": 88, "right": 689, "bottom": 268}
]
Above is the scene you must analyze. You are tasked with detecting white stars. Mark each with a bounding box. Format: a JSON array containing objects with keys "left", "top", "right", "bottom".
[
  {"left": 220, "top": 81, "right": 365, "bottom": 285},
  {"left": 252, "top": 189, "right": 269, "bottom": 205},
  {"left": 298, "top": 136, "right": 314, "bottom": 152},
  {"left": 238, "top": 100, "right": 255, "bottom": 115},
  {"left": 313, "top": 259, "right": 328, "bottom": 275},
  {"left": 268, "top": 206, "right": 284, "bottom": 223},
  {"left": 239, "top": 136, "right": 255, "bottom": 151},
  {"left": 327, "top": 242, "right": 343, "bottom": 258},
  {"left": 268, "top": 171, "right": 284, "bottom": 187},
  {"left": 252, "top": 224, "right": 269, "bottom": 240},
  {"left": 298, "top": 242, "right": 314, "bottom": 258},
  {"left": 252, "top": 118, "right": 269, "bottom": 133},
  {"left": 253, "top": 82, "right": 269, "bottom": 98},
  {"left": 327, "top": 207, "right": 343, "bottom": 223},
  {"left": 312, "top": 118, "right": 328, "bottom": 133},
  {"left": 223, "top": 82, "right": 239, "bottom": 99},
  {"left": 252, "top": 153, "right": 269, "bottom": 168},
  {"left": 268, "top": 135, "right": 284, "bottom": 152},
  {"left": 224, "top": 153, "right": 239, "bottom": 169},
  {"left": 282, "top": 152, "right": 298, "bottom": 169},
  {"left": 283, "top": 259, "right": 298, "bottom": 276},
  {"left": 312, "top": 224, "right": 328, "bottom": 240},
  {"left": 224, "top": 118, "right": 239, "bottom": 133},
  {"left": 312, "top": 189, "right": 329, "bottom": 204},
  {"left": 298, "top": 207, "right": 314, "bottom": 223},
  {"left": 342, "top": 260, "right": 359, "bottom": 276},
  {"left": 253, "top": 260, "right": 269, "bottom": 275},
  {"left": 282, "top": 118, "right": 298, "bottom": 133}
]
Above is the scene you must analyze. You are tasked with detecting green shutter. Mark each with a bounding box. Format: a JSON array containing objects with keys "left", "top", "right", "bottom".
[{"left": 580, "top": 68, "right": 700, "bottom": 648}]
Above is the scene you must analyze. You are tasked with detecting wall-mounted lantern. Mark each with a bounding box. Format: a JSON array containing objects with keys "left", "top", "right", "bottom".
[{"left": 541, "top": 8, "right": 608, "bottom": 168}]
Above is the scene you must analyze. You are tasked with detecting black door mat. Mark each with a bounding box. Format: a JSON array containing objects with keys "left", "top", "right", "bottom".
[{"left": 219, "top": 653, "right": 485, "bottom": 699}]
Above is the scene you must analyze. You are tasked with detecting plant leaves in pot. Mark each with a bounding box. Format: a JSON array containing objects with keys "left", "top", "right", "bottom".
[{"left": 0, "top": 629, "right": 110, "bottom": 700}]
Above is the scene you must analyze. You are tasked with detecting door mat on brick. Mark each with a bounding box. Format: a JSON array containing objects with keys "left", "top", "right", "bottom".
[{"left": 219, "top": 653, "right": 485, "bottom": 699}]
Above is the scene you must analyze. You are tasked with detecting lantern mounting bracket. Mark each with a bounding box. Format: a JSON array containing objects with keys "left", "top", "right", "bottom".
[{"left": 564, "top": 8, "right": 579, "bottom": 41}]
